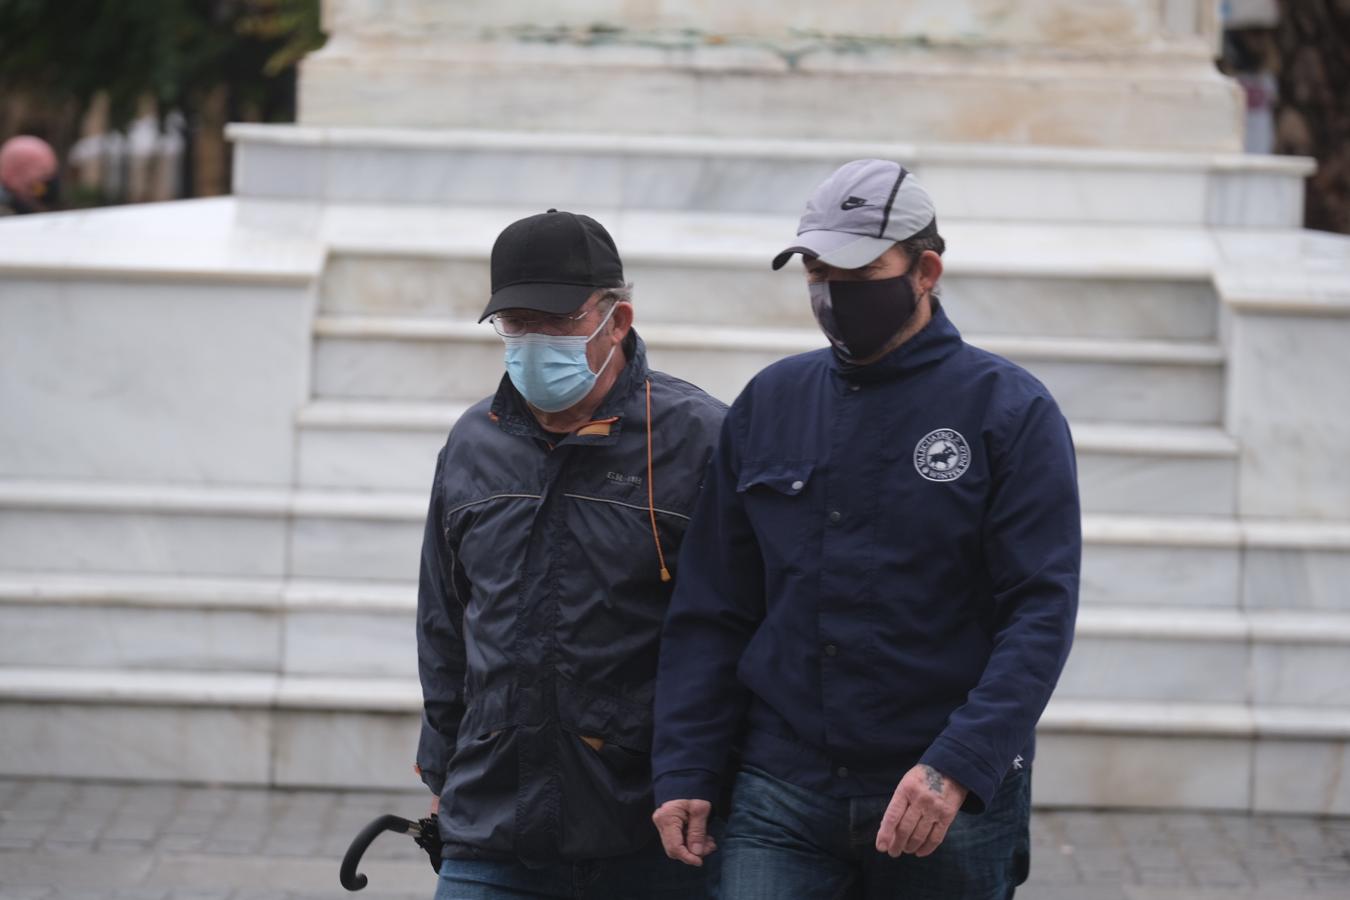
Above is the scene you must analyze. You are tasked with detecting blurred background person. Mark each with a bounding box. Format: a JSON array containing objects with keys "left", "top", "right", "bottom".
[{"left": 0, "top": 134, "right": 59, "bottom": 214}]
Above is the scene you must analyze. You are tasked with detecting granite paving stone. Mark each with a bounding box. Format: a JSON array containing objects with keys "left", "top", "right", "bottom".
[{"left": 0, "top": 778, "right": 1346, "bottom": 900}]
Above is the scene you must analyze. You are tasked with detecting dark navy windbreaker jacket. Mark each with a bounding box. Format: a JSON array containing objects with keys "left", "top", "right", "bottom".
[
  {"left": 652, "top": 303, "right": 1080, "bottom": 813},
  {"left": 416, "top": 331, "right": 725, "bottom": 865}
]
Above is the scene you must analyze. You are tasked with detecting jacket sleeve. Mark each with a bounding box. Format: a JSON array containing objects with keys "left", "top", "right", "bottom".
[
  {"left": 919, "top": 392, "right": 1081, "bottom": 812},
  {"left": 652, "top": 403, "right": 765, "bottom": 807},
  {"left": 416, "top": 446, "right": 469, "bottom": 796}
]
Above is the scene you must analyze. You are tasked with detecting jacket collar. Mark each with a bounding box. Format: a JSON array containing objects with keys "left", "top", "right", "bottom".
[
  {"left": 489, "top": 329, "right": 649, "bottom": 445},
  {"left": 832, "top": 300, "right": 963, "bottom": 384}
]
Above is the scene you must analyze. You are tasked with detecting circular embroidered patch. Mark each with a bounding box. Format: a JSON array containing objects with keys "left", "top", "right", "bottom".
[{"left": 914, "top": 428, "right": 972, "bottom": 482}]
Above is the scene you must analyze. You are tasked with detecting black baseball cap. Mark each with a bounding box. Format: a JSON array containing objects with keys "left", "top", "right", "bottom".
[{"left": 478, "top": 209, "right": 625, "bottom": 322}]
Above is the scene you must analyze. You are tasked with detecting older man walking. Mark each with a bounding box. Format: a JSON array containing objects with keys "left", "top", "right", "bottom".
[
  {"left": 417, "top": 210, "right": 725, "bottom": 898},
  {"left": 651, "top": 161, "right": 1080, "bottom": 899}
]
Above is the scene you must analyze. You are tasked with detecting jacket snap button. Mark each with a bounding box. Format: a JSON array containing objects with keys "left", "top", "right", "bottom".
[
  {"left": 829, "top": 510, "right": 842, "bottom": 523},
  {"left": 836, "top": 766, "right": 849, "bottom": 778},
  {"left": 824, "top": 644, "right": 838, "bottom": 657},
  {"left": 791, "top": 480, "right": 804, "bottom": 491}
]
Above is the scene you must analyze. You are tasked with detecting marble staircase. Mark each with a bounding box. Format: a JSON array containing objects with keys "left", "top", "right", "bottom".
[{"left": 1, "top": 127, "right": 1349, "bottom": 813}]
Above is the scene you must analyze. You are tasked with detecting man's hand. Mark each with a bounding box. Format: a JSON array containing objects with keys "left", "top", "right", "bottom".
[
  {"left": 429, "top": 794, "right": 440, "bottom": 816},
  {"left": 875, "top": 764, "right": 968, "bottom": 858},
  {"left": 652, "top": 799, "right": 717, "bottom": 866}
]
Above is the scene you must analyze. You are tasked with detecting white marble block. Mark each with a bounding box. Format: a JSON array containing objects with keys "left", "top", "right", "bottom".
[
  {"left": 1011, "top": 358, "right": 1222, "bottom": 426},
  {"left": 1254, "top": 738, "right": 1350, "bottom": 815},
  {"left": 0, "top": 603, "right": 280, "bottom": 672},
  {"left": 0, "top": 701, "right": 272, "bottom": 784},
  {"left": 941, "top": 277, "right": 1218, "bottom": 342},
  {"left": 231, "top": 126, "right": 1312, "bottom": 225},
  {"left": 284, "top": 608, "right": 419, "bottom": 678},
  {"left": 1251, "top": 642, "right": 1350, "bottom": 707},
  {"left": 321, "top": 254, "right": 491, "bottom": 321},
  {"left": 313, "top": 334, "right": 504, "bottom": 402},
  {"left": 300, "top": 51, "right": 1243, "bottom": 150},
  {"left": 1055, "top": 636, "right": 1247, "bottom": 704},
  {"left": 1075, "top": 452, "right": 1235, "bottom": 517},
  {"left": 273, "top": 709, "right": 422, "bottom": 789},
  {"left": 1032, "top": 732, "right": 1251, "bottom": 810},
  {"left": 322, "top": 0, "right": 1219, "bottom": 49},
  {"left": 1079, "top": 543, "right": 1240, "bottom": 609},
  {"left": 1226, "top": 304, "right": 1350, "bottom": 519},
  {"left": 1244, "top": 548, "right": 1350, "bottom": 612},
  {"left": 289, "top": 516, "right": 424, "bottom": 581},
  {"left": 0, "top": 508, "right": 289, "bottom": 577},
  {"left": 0, "top": 277, "right": 313, "bottom": 487},
  {"left": 298, "top": 424, "right": 447, "bottom": 492}
]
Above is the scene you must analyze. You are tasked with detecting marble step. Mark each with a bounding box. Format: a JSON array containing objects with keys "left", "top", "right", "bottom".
[
  {"left": 297, "top": 400, "right": 1239, "bottom": 516},
  {"left": 0, "top": 667, "right": 420, "bottom": 789},
  {"left": 0, "top": 574, "right": 416, "bottom": 679},
  {"left": 291, "top": 37, "right": 1249, "bottom": 156},
  {"left": 0, "top": 480, "right": 424, "bottom": 583},
  {"left": 1, "top": 665, "right": 1346, "bottom": 813},
  {"left": 296, "top": 401, "right": 467, "bottom": 495},
  {"left": 319, "top": 248, "right": 1222, "bottom": 342},
  {"left": 5, "top": 570, "right": 1348, "bottom": 707},
  {"left": 1062, "top": 607, "right": 1350, "bottom": 709},
  {"left": 3, "top": 481, "right": 1346, "bottom": 610},
  {"left": 1036, "top": 700, "right": 1350, "bottom": 814},
  {"left": 312, "top": 317, "right": 1227, "bottom": 425},
  {"left": 228, "top": 124, "right": 1311, "bottom": 228}
]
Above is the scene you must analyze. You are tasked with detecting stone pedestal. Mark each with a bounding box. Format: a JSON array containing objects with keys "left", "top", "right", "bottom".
[
  {"left": 300, "top": 0, "right": 1243, "bottom": 151},
  {"left": 3, "top": 0, "right": 1350, "bottom": 811},
  {"left": 1216, "top": 232, "right": 1350, "bottom": 520}
]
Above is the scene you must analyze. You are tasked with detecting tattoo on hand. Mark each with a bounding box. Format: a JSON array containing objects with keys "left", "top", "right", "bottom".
[{"left": 921, "top": 765, "right": 945, "bottom": 794}]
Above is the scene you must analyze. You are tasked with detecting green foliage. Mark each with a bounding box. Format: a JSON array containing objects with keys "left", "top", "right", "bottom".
[
  {"left": 237, "top": 0, "right": 326, "bottom": 77},
  {"left": 0, "top": 0, "right": 326, "bottom": 129}
]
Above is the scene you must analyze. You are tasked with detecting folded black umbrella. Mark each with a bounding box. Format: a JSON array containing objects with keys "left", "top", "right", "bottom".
[{"left": 340, "top": 814, "right": 443, "bottom": 891}]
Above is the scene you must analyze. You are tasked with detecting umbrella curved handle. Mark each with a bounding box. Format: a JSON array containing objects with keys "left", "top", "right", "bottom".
[{"left": 340, "top": 814, "right": 415, "bottom": 891}]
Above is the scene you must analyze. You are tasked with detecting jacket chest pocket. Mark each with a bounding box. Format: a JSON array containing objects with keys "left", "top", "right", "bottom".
[{"left": 736, "top": 459, "right": 816, "bottom": 570}]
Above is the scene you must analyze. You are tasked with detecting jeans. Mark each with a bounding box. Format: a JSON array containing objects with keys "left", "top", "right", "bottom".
[
  {"left": 433, "top": 836, "right": 718, "bottom": 900},
  {"left": 718, "top": 765, "right": 1031, "bottom": 900}
]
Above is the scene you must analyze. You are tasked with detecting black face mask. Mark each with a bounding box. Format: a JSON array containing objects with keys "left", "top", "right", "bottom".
[{"left": 809, "top": 265, "right": 920, "bottom": 362}]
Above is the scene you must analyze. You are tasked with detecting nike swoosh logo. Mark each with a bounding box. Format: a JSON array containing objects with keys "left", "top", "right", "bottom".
[{"left": 840, "top": 196, "right": 870, "bottom": 210}]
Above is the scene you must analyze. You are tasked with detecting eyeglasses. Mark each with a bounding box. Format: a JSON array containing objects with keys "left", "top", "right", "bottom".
[{"left": 489, "top": 305, "right": 601, "bottom": 337}]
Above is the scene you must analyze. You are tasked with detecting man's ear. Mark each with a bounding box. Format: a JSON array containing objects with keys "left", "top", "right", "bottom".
[
  {"left": 916, "top": 251, "right": 944, "bottom": 297},
  {"left": 610, "top": 301, "right": 634, "bottom": 342}
]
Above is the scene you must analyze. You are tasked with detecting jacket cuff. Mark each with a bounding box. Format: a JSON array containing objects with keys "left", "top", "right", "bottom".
[
  {"left": 417, "top": 710, "right": 453, "bottom": 796},
  {"left": 919, "top": 735, "right": 998, "bottom": 814},
  {"left": 652, "top": 769, "right": 721, "bottom": 807}
]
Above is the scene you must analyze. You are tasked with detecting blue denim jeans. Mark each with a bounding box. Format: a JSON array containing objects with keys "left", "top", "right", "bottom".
[
  {"left": 433, "top": 836, "right": 718, "bottom": 900},
  {"left": 718, "top": 765, "right": 1031, "bottom": 900}
]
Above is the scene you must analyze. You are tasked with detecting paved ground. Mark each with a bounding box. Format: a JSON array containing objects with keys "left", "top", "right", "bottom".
[{"left": 1, "top": 778, "right": 1348, "bottom": 899}]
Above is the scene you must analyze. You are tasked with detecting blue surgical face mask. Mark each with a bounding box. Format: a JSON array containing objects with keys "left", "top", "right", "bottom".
[{"left": 501, "top": 302, "right": 620, "bottom": 413}]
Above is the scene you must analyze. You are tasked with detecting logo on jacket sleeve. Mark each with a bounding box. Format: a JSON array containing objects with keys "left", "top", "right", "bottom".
[{"left": 914, "top": 428, "right": 971, "bottom": 482}]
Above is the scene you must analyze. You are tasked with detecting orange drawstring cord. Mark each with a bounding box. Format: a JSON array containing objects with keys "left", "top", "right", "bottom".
[{"left": 646, "top": 379, "right": 672, "bottom": 583}]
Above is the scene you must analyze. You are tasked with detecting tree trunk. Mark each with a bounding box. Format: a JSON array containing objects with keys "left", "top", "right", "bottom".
[
  {"left": 192, "top": 84, "right": 231, "bottom": 198},
  {"left": 1275, "top": 0, "right": 1350, "bottom": 234}
]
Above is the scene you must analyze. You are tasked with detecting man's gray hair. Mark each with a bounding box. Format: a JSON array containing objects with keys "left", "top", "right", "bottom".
[{"left": 598, "top": 282, "right": 634, "bottom": 307}]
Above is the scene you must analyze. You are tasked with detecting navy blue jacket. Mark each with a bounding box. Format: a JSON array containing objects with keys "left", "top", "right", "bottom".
[{"left": 652, "top": 303, "right": 1080, "bottom": 813}]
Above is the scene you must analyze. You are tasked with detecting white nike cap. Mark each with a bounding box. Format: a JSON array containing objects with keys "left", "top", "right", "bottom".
[{"left": 772, "top": 159, "right": 938, "bottom": 271}]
